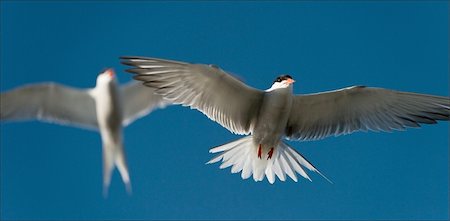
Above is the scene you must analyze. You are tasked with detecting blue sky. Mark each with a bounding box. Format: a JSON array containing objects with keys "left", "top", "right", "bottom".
[{"left": 1, "top": 1, "right": 448, "bottom": 220}]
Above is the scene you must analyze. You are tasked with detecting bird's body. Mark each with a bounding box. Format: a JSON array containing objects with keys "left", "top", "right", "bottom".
[
  {"left": 254, "top": 82, "right": 293, "bottom": 150},
  {"left": 121, "top": 56, "right": 450, "bottom": 184},
  {"left": 92, "top": 71, "right": 129, "bottom": 194},
  {"left": 0, "top": 69, "right": 166, "bottom": 195}
]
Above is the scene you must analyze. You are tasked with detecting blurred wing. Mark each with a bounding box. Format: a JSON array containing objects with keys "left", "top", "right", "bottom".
[
  {"left": 286, "top": 86, "right": 450, "bottom": 140},
  {"left": 121, "top": 56, "right": 264, "bottom": 135},
  {"left": 120, "top": 80, "right": 168, "bottom": 126},
  {"left": 0, "top": 83, "right": 98, "bottom": 130}
]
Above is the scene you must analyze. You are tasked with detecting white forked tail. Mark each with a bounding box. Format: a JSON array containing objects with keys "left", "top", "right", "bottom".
[
  {"left": 207, "top": 136, "right": 332, "bottom": 184},
  {"left": 102, "top": 144, "right": 132, "bottom": 197}
]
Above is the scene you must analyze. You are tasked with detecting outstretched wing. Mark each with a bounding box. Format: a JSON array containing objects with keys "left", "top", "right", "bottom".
[
  {"left": 0, "top": 83, "right": 98, "bottom": 130},
  {"left": 120, "top": 81, "right": 168, "bottom": 126},
  {"left": 286, "top": 86, "right": 449, "bottom": 140},
  {"left": 121, "top": 56, "right": 264, "bottom": 135}
]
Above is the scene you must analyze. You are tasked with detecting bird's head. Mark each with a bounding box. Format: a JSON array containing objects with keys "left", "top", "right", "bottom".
[
  {"left": 266, "top": 74, "right": 295, "bottom": 91},
  {"left": 96, "top": 68, "right": 116, "bottom": 85}
]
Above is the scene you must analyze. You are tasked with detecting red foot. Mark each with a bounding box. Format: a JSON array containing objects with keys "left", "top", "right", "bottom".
[
  {"left": 258, "top": 144, "right": 262, "bottom": 159},
  {"left": 267, "top": 147, "right": 274, "bottom": 160}
]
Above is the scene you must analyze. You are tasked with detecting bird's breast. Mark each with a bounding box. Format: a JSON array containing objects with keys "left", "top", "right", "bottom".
[
  {"left": 252, "top": 89, "right": 293, "bottom": 147},
  {"left": 94, "top": 83, "right": 123, "bottom": 140}
]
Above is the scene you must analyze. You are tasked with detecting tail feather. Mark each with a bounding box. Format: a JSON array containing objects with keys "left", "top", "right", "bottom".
[
  {"left": 209, "top": 137, "right": 250, "bottom": 153},
  {"left": 265, "top": 162, "right": 275, "bottom": 184},
  {"left": 281, "top": 142, "right": 311, "bottom": 181},
  {"left": 272, "top": 158, "right": 286, "bottom": 182},
  {"left": 102, "top": 143, "right": 132, "bottom": 197},
  {"left": 283, "top": 143, "right": 333, "bottom": 184},
  {"left": 230, "top": 144, "right": 249, "bottom": 174},
  {"left": 281, "top": 146, "right": 310, "bottom": 181},
  {"left": 207, "top": 137, "right": 250, "bottom": 164},
  {"left": 220, "top": 145, "right": 246, "bottom": 169},
  {"left": 115, "top": 154, "right": 132, "bottom": 195},
  {"left": 278, "top": 150, "right": 298, "bottom": 182},
  {"left": 207, "top": 136, "right": 331, "bottom": 184},
  {"left": 252, "top": 155, "right": 267, "bottom": 181},
  {"left": 103, "top": 148, "right": 115, "bottom": 197},
  {"left": 241, "top": 153, "right": 253, "bottom": 179}
]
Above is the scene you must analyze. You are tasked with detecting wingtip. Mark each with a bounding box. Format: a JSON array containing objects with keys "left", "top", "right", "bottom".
[
  {"left": 120, "top": 55, "right": 143, "bottom": 60},
  {"left": 121, "top": 60, "right": 136, "bottom": 67}
]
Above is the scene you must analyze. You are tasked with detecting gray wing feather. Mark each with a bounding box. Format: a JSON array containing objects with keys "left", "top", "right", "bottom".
[
  {"left": 286, "top": 86, "right": 450, "bottom": 140},
  {"left": 121, "top": 56, "right": 264, "bottom": 135},
  {"left": 0, "top": 83, "right": 98, "bottom": 130},
  {"left": 120, "top": 81, "right": 167, "bottom": 126}
]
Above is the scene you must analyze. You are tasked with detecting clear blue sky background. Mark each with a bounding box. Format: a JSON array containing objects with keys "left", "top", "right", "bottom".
[{"left": 1, "top": 1, "right": 448, "bottom": 220}]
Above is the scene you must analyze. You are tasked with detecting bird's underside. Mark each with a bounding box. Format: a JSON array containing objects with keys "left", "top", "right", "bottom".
[{"left": 121, "top": 56, "right": 450, "bottom": 184}]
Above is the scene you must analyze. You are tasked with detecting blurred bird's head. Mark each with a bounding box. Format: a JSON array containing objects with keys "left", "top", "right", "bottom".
[{"left": 96, "top": 68, "right": 116, "bottom": 85}]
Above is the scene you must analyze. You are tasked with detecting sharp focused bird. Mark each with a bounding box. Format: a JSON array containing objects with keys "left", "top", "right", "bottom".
[
  {"left": 121, "top": 56, "right": 450, "bottom": 184},
  {"left": 0, "top": 69, "right": 167, "bottom": 195}
]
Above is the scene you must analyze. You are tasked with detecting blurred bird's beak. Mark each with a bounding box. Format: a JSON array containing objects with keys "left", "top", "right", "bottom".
[{"left": 105, "top": 68, "right": 115, "bottom": 78}]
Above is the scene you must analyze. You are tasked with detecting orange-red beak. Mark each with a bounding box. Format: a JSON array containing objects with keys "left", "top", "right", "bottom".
[
  {"left": 287, "top": 78, "right": 295, "bottom": 84},
  {"left": 105, "top": 68, "right": 115, "bottom": 78}
]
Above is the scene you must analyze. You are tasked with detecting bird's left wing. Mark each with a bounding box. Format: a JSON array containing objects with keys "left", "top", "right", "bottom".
[
  {"left": 121, "top": 56, "right": 264, "bottom": 135},
  {"left": 285, "top": 86, "right": 450, "bottom": 141},
  {"left": 0, "top": 83, "right": 98, "bottom": 130},
  {"left": 120, "top": 81, "right": 168, "bottom": 126}
]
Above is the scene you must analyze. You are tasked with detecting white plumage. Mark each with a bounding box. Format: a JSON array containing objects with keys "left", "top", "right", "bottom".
[
  {"left": 0, "top": 69, "right": 167, "bottom": 195},
  {"left": 121, "top": 56, "right": 450, "bottom": 184}
]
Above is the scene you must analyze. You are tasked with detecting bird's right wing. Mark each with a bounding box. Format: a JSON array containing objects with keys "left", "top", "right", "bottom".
[
  {"left": 121, "top": 56, "right": 264, "bottom": 135},
  {"left": 0, "top": 83, "right": 98, "bottom": 130},
  {"left": 285, "top": 86, "right": 449, "bottom": 141},
  {"left": 120, "top": 81, "right": 168, "bottom": 126}
]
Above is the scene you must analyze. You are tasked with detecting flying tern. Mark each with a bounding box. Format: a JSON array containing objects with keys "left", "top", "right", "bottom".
[
  {"left": 0, "top": 68, "right": 166, "bottom": 195},
  {"left": 121, "top": 56, "right": 449, "bottom": 184}
]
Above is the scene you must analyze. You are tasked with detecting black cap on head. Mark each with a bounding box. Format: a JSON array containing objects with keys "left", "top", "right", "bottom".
[{"left": 273, "top": 74, "right": 293, "bottom": 83}]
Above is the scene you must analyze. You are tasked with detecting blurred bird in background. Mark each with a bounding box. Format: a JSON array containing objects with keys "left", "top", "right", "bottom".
[{"left": 0, "top": 68, "right": 167, "bottom": 196}]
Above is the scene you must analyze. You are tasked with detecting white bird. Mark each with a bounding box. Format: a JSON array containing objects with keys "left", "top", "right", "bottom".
[
  {"left": 121, "top": 56, "right": 450, "bottom": 184},
  {"left": 0, "top": 68, "right": 166, "bottom": 195}
]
